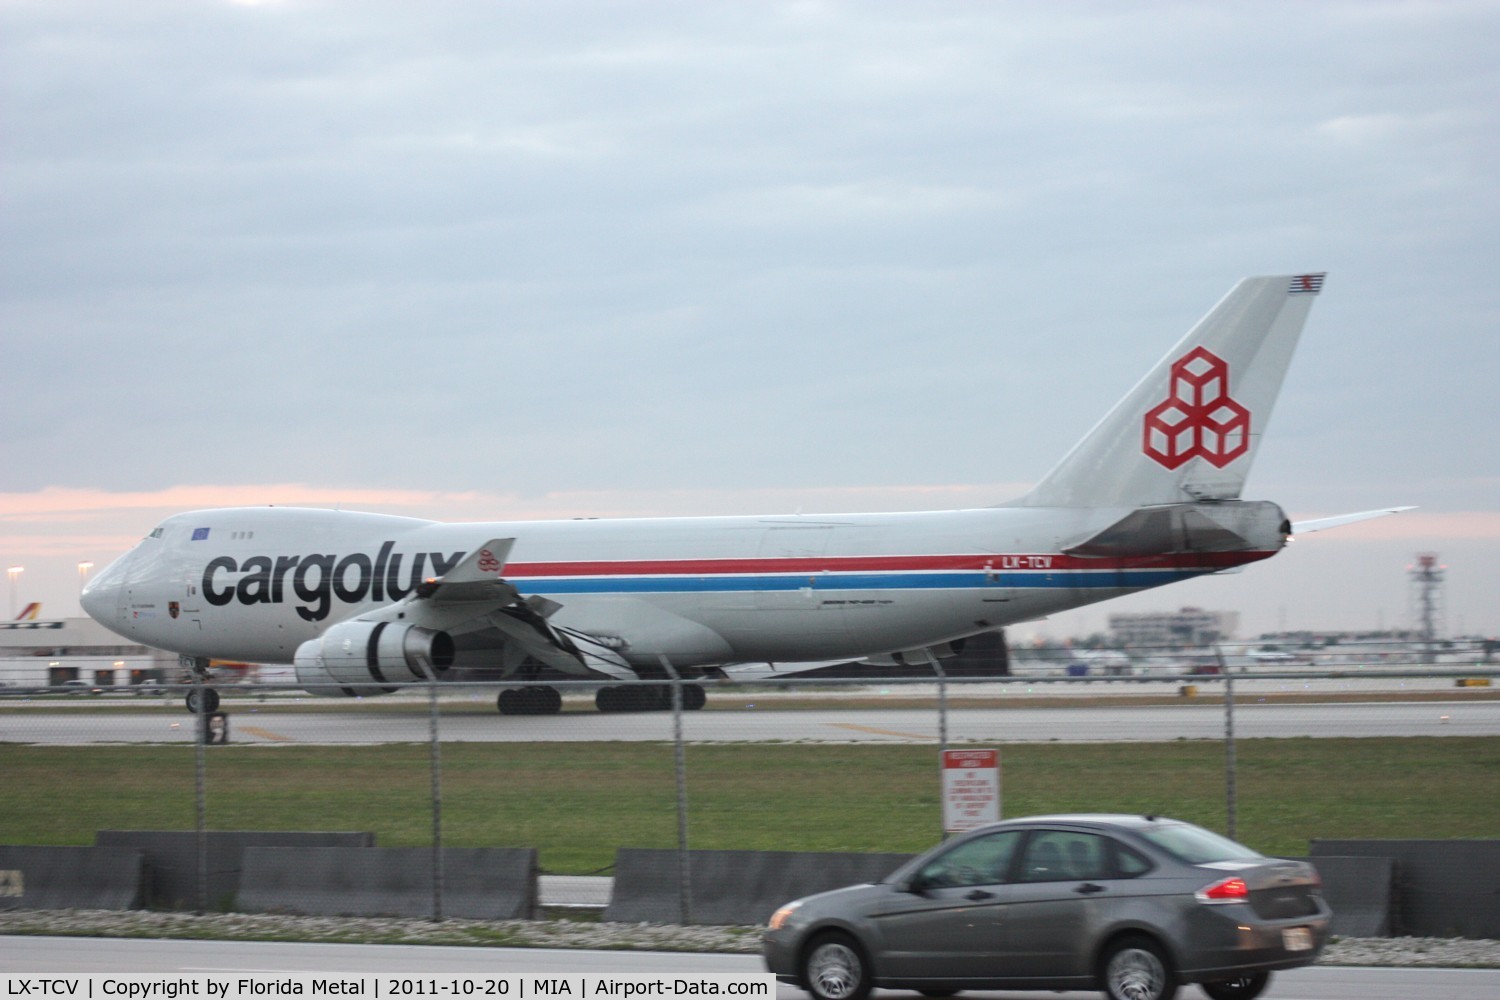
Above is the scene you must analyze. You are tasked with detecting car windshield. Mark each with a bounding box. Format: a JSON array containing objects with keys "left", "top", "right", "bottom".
[{"left": 1138, "top": 824, "right": 1262, "bottom": 864}]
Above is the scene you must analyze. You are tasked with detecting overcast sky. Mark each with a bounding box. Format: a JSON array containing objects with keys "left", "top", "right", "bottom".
[{"left": 3, "top": 1, "right": 1497, "bottom": 641}]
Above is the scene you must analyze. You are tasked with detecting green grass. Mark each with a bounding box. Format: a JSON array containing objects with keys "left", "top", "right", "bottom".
[{"left": 3, "top": 737, "right": 1496, "bottom": 872}]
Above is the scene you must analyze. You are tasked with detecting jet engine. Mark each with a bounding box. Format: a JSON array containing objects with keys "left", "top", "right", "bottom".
[{"left": 293, "top": 620, "right": 455, "bottom": 697}]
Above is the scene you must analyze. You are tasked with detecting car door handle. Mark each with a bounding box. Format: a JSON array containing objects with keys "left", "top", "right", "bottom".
[
  {"left": 965, "top": 889, "right": 995, "bottom": 901},
  {"left": 1074, "top": 883, "right": 1107, "bottom": 895}
]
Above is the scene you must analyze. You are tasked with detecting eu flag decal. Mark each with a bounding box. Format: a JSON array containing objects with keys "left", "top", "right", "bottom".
[{"left": 191, "top": 527, "right": 211, "bottom": 541}]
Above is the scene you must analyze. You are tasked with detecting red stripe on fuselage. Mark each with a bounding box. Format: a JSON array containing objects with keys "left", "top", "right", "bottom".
[{"left": 499, "top": 551, "right": 1275, "bottom": 578}]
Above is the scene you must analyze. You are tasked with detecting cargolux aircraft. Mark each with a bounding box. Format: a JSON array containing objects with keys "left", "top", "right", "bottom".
[{"left": 81, "top": 273, "right": 1405, "bottom": 715}]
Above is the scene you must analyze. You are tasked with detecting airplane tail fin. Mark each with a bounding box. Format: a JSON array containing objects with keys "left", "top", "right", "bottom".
[
  {"left": 14, "top": 602, "right": 41, "bottom": 621},
  {"left": 1013, "top": 273, "right": 1325, "bottom": 509}
]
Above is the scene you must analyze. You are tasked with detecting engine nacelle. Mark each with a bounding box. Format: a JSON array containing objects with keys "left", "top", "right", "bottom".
[{"left": 293, "top": 620, "right": 455, "bottom": 697}]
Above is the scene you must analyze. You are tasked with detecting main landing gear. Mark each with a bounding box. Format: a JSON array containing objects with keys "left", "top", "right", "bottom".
[
  {"left": 497, "top": 686, "right": 563, "bottom": 715},
  {"left": 494, "top": 682, "right": 708, "bottom": 715},
  {"left": 595, "top": 683, "right": 706, "bottom": 713}
]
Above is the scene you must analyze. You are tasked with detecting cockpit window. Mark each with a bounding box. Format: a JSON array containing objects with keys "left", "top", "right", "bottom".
[{"left": 148, "top": 528, "right": 164, "bottom": 539}]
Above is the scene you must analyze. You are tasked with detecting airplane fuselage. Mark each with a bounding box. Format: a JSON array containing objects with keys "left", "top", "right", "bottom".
[{"left": 88, "top": 502, "right": 1286, "bottom": 669}]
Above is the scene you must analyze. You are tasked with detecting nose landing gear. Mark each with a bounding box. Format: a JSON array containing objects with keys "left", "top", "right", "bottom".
[
  {"left": 181, "top": 655, "right": 221, "bottom": 714},
  {"left": 185, "top": 686, "right": 221, "bottom": 714}
]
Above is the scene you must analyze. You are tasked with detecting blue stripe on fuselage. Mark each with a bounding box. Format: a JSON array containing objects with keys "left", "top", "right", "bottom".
[{"left": 515, "top": 569, "right": 1204, "bottom": 595}]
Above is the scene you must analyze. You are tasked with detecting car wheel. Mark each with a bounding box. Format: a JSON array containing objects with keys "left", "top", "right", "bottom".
[
  {"left": 1102, "top": 935, "right": 1177, "bottom": 1000},
  {"left": 1200, "top": 972, "right": 1270, "bottom": 1000},
  {"left": 800, "top": 931, "right": 872, "bottom": 1000}
]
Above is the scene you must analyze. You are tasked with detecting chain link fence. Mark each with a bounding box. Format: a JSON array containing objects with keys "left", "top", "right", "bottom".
[{"left": 3, "top": 647, "right": 1498, "bottom": 919}]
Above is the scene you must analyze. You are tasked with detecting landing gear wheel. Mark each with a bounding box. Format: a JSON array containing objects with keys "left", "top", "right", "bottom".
[
  {"left": 498, "top": 687, "right": 562, "bottom": 715},
  {"left": 1200, "top": 972, "right": 1270, "bottom": 1000},
  {"left": 683, "top": 683, "right": 706, "bottom": 711},
  {"left": 596, "top": 684, "right": 666, "bottom": 712},
  {"left": 799, "top": 931, "right": 871, "bottom": 1000},
  {"left": 185, "top": 688, "right": 220, "bottom": 714},
  {"left": 1102, "top": 935, "right": 1176, "bottom": 1000},
  {"left": 540, "top": 686, "right": 562, "bottom": 714}
]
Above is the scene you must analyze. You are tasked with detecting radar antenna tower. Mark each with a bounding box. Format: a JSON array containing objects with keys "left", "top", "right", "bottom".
[{"left": 1408, "top": 552, "right": 1446, "bottom": 664}]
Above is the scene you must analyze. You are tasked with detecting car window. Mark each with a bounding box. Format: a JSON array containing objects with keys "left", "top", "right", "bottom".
[
  {"left": 1137, "top": 824, "right": 1262, "bottom": 865},
  {"left": 1017, "top": 830, "right": 1114, "bottom": 882},
  {"left": 1113, "top": 842, "right": 1154, "bottom": 878},
  {"left": 915, "top": 830, "right": 1023, "bottom": 888}
]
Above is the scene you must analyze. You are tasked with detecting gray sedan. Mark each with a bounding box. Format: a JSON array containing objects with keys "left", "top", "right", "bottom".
[{"left": 762, "top": 814, "right": 1329, "bottom": 1000}]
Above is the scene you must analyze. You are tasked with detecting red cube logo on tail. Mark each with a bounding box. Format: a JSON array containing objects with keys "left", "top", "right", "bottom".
[{"left": 1142, "top": 347, "right": 1249, "bottom": 469}]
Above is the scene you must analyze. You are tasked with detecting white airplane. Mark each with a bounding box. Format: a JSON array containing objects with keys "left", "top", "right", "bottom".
[{"left": 80, "top": 273, "right": 1407, "bottom": 715}]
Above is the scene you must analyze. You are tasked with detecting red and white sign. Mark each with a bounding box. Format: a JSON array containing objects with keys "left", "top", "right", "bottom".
[{"left": 942, "top": 748, "right": 1000, "bottom": 834}]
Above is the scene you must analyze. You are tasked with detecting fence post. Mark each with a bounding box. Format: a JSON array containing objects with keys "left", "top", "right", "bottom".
[
  {"left": 1217, "top": 644, "right": 1237, "bottom": 840},
  {"left": 191, "top": 668, "right": 208, "bottom": 915},
  {"left": 429, "top": 678, "right": 444, "bottom": 922},
  {"left": 659, "top": 657, "right": 692, "bottom": 924},
  {"left": 924, "top": 649, "right": 950, "bottom": 840}
]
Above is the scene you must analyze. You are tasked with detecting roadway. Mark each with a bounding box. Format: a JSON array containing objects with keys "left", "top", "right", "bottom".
[
  {"left": 4, "top": 936, "right": 1499, "bottom": 1000},
  {"left": 1, "top": 696, "right": 1496, "bottom": 744}
]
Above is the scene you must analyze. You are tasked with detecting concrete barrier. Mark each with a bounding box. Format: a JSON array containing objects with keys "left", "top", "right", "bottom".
[
  {"left": 1294, "top": 855, "right": 1394, "bottom": 937},
  {"left": 237, "top": 846, "right": 537, "bottom": 919},
  {"left": 0, "top": 845, "right": 144, "bottom": 910},
  {"left": 604, "top": 848, "right": 913, "bottom": 926},
  {"left": 1311, "top": 839, "right": 1500, "bottom": 939},
  {"left": 95, "top": 830, "right": 375, "bottom": 910}
]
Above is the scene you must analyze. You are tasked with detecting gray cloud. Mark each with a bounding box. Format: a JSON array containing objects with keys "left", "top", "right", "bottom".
[{"left": 3, "top": 0, "right": 1498, "bottom": 631}]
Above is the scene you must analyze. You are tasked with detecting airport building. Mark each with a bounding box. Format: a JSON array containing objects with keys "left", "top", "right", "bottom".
[
  {"left": 1107, "top": 607, "right": 1239, "bottom": 648},
  {"left": 0, "top": 616, "right": 176, "bottom": 689}
]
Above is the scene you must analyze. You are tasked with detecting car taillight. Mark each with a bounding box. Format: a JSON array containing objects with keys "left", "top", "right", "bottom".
[{"left": 1195, "top": 876, "right": 1250, "bottom": 904}]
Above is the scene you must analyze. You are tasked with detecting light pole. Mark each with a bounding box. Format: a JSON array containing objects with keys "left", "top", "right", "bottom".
[
  {"left": 6, "top": 566, "right": 23, "bottom": 619},
  {"left": 78, "top": 562, "right": 95, "bottom": 614}
]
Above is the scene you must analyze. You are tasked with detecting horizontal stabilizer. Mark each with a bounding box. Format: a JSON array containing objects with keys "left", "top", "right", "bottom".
[{"left": 1291, "top": 506, "right": 1415, "bottom": 534}]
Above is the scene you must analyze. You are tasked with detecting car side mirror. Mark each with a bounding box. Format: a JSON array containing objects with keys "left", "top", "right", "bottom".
[{"left": 899, "top": 874, "right": 932, "bottom": 896}]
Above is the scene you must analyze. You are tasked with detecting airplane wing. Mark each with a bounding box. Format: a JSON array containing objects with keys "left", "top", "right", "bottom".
[
  {"left": 716, "top": 641, "right": 972, "bottom": 682},
  {"left": 360, "top": 538, "right": 522, "bottom": 629},
  {"left": 358, "top": 538, "right": 632, "bottom": 679},
  {"left": 715, "top": 660, "right": 860, "bottom": 682},
  {"left": 1291, "top": 506, "right": 1415, "bottom": 534}
]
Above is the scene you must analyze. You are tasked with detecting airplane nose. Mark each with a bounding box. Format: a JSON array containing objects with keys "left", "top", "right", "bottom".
[{"left": 80, "top": 551, "right": 131, "bottom": 624}]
